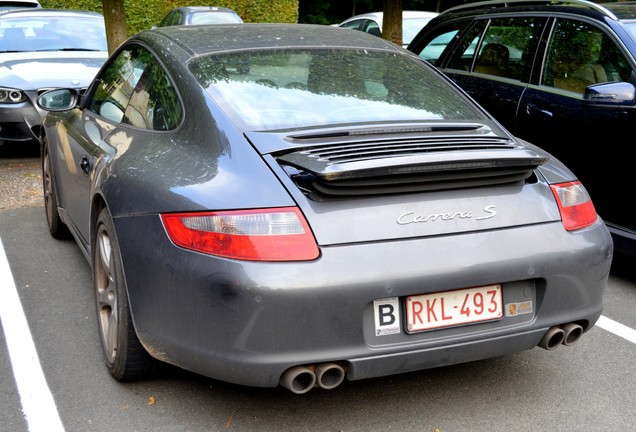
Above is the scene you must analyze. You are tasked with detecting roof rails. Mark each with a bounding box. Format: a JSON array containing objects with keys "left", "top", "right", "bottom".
[{"left": 443, "top": 0, "right": 618, "bottom": 20}]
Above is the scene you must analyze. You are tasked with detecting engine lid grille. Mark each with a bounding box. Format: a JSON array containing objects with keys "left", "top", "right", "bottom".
[{"left": 276, "top": 135, "right": 547, "bottom": 199}]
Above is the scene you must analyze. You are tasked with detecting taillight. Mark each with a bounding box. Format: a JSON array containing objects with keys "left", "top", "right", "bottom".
[
  {"left": 550, "top": 181, "right": 598, "bottom": 231},
  {"left": 161, "top": 207, "right": 319, "bottom": 261}
]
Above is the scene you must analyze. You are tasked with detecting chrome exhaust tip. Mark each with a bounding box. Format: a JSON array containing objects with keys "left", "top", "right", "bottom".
[
  {"left": 315, "top": 362, "right": 346, "bottom": 390},
  {"left": 538, "top": 326, "right": 565, "bottom": 350},
  {"left": 279, "top": 366, "right": 316, "bottom": 394},
  {"left": 561, "top": 323, "right": 584, "bottom": 346}
]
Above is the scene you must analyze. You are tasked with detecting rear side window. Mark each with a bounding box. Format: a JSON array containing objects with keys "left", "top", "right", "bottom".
[
  {"left": 542, "top": 19, "right": 633, "bottom": 93},
  {"left": 446, "top": 17, "right": 545, "bottom": 82},
  {"left": 418, "top": 30, "right": 459, "bottom": 64},
  {"left": 474, "top": 17, "right": 544, "bottom": 81},
  {"left": 89, "top": 45, "right": 182, "bottom": 130},
  {"left": 412, "top": 19, "right": 473, "bottom": 66}
]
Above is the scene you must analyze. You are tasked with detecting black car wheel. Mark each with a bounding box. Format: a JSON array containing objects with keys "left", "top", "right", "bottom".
[
  {"left": 41, "top": 138, "right": 69, "bottom": 239},
  {"left": 94, "top": 206, "right": 156, "bottom": 381}
]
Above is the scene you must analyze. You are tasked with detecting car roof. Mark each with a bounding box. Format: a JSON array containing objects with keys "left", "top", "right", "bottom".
[
  {"left": 171, "top": 6, "right": 238, "bottom": 14},
  {"left": 0, "top": 0, "right": 40, "bottom": 5},
  {"left": 436, "top": 0, "right": 628, "bottom": 22},
  {"left": 0, "top": 8, "right": 103, "bottom": 19},
  {"left": 341, "top": 10, "right": 438, "bottom": 23},
  {"left": 142, "top": 23, "right": 404, "bottom": 57}
]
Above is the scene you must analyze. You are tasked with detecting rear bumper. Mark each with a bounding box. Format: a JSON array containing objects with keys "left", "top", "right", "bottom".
[{"left": 114, "top": 215, "right": 612, "bottom": 387}]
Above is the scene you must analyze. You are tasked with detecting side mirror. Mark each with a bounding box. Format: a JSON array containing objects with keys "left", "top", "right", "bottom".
[
  {"left": 583, "top": 82, "right": 636, "bottom": 110},
  {"left": 36, "top": 89, "right": 78, "bottom": 111}
]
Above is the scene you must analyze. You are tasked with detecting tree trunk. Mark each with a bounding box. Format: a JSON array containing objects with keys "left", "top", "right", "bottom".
[
  {"left": 102, "top": 0, "right": 128, "bottom": 55},
  {"left": 382, "top": 0, "right": 403, "bottom": 46}
]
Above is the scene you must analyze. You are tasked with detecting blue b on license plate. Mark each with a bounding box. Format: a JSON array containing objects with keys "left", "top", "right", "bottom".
[{"left": 405, "top": 284, "right": 503, "bottom": 333}]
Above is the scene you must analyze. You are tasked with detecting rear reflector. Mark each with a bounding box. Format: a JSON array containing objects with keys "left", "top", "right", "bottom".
[
  {"left": 550, "top": 181, "right": 598, "bottom": 231},
  {"left": 161, "top": 207, "right": 319, "bottom": 261}
]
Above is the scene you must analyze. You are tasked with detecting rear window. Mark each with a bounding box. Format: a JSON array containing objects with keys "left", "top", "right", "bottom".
[{"left": 190, "top": 48, "right": 483, "bottom": 131}]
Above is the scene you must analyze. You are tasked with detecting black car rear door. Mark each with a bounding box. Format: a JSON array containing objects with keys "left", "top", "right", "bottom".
[{"left": 517, "top": 16, "right": 636, "bottom": 233}]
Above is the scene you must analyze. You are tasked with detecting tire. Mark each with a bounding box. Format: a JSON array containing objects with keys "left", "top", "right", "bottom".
[
  {"left": 94, "top": 206, "right": 156, "bottom": 381},
  {"left": 41, "top": 139, "right": 70, "bottom": 239}
]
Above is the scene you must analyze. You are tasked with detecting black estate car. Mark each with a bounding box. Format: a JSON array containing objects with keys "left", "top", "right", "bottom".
[{"left": 408, "top": 0, "right": 636, "bottom": 256}]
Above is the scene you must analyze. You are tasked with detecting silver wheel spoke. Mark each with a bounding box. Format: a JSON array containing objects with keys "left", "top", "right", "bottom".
[{"left": 96, "top": 226, "right": 118, "bottom": 363}]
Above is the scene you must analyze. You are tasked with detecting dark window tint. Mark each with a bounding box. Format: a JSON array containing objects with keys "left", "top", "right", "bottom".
[
  {"left": 443, "top": 17, "right": 544, "bottom": 81},
  {"left": 473, "top": 17, "right": 544, "bottom": 81},
  {"left": 124, "top": 54, "right": 182, "bottom": 131},
  {"left": 89, "top": 45, "right": 182, "bottom": 130},
  {"left": 89, "top": 47, "right": 144, "bottom": 123},
  {"left": 413, "top": 19, "right": 473, "bottom": 66},
  {"left": 446, "top": 21, "right": 486, "bottom": 71},
  {"left": 542, "top": 19, "right": 631, "bottom": 93},
  {"left": 340, "top": 19, "right": 365, "bottom": 31}
]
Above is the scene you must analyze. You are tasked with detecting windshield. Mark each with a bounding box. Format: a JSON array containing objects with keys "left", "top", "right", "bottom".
[
  {"left": 189, "top": 11, "right": 243, "bottom": 24},
  {"left": 190, "top": 48, "right": 482, "bottom": 131},
  {"left": 0, "top": 15, "right": 107, "bottom": 52}
]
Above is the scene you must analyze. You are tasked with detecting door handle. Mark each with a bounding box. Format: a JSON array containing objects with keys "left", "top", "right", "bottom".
[
  {"left": 526, "top": 102, "right": 553, "bottom": 118},
  {"left": 80, "top": 157, "right": 90, "bottom": 175}
]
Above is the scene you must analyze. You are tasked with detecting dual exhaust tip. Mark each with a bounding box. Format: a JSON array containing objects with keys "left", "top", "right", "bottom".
[
  {"left": 281, "top": 323, "right": 584, "bottom": 392},
  {"left": 538, "top": 322, "right": 584, "bottom": 350},
  {"left": 279, "top": 362, "right": 346, "bottom": 394}
]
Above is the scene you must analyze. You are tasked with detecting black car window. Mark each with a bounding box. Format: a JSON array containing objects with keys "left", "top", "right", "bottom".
[
  {"left": 418, "top": 29, "right": 459, "bottom": 64},
  {"left": 88, "top": 47, "right": 146, "bottom": 123},
  {"left": 472, "top": 17, "right": 545, "bottom": 81},
  {"left": 340, "top": 19, "right": 365, "bottom": 31},
  {"left": 542, "top": 19, "right": 631, "bottom": 93},
  {"left": 88, "top": 45, "right": 182, "bottom": 130},
  {"left": 446, "top": 21, "right": 487, "bottom": 71},
  {"left": 172, "top": 11, "right": 183, "bottom": 25},
  {"left": 412, "top": 19, "right": 473, "bottom": 67},
  {"left": 364, "top": 20, "right": 381, "bottom": 37},
  {"left": 123, "top": 53, "right": 182, "bottom": 131}
]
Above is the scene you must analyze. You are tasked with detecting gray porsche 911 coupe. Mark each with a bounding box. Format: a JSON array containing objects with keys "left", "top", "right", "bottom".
[{"left": 37, "top": 23, "right": 613, "bottom": 394}]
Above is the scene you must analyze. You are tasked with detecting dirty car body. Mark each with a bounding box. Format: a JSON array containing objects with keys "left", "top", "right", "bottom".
[{"left": 38, "top": 24, "right": 612, "bottom": 393}]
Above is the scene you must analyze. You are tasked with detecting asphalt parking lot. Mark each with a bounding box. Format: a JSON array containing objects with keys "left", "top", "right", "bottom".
[{"left": 0, "top": 144, "right": 42, "bottom": 210}]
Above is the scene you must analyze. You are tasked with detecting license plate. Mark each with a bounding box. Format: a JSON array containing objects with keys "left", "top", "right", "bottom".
[{"left": 406, "top": 284, "right": 503, "bottom": 333}]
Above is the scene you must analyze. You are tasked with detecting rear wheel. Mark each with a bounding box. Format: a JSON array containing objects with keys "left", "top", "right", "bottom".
[
  {"left": 94, "top": 206, "right": 156, "bottom": 381},
  {"left": 41, "top": 139, "right": 69, "bottom": 239}
]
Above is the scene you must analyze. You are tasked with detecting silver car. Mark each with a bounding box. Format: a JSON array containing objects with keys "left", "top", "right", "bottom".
[
  {"left": 0, "top": 9, "right": 107, "bottom": 150},
  {"left": 37, "top": 23, "right": 612, "bottom": 394}
]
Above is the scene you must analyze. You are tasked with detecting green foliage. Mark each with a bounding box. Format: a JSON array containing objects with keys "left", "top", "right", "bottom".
[{"left": 39, "top": 0, "right": 298, "bottom": 36}]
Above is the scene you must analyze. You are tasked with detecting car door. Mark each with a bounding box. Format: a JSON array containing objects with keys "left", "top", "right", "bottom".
[
  {"left": 55, "top": 45, "right": 152, "bottom": 247},
  {"left": 437, "top": 17, "right": 547, "bottom": 130},
  {"left": 517, "top": 17, "right": 636, "bottom": 232}
]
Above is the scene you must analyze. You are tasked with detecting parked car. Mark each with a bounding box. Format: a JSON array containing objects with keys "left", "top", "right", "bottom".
[
  {"left": 156, "top": 5, "right": 248, "bottom": 73},
  {"left": 157, "top": 5, "right": 243, "bottom": 27},
  {"left": 408, "top": 0, "right": 636, "bottom": 257},
  {"left": 0, "top": 0, "right": 40, "bottom": 11},
  {"left": 337, "top": 10, "right": 438, "bottom": 47},
  {"left": 37, "top": 23, "right": 611, "bottom": 393},
  {"left": 0, "top": 9, "right": 108, "bottom": 150}
]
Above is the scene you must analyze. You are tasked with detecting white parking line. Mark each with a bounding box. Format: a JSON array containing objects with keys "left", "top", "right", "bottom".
[
  {"left": 0, "top": 238, "right": 65, "bottom": 432},
  {"left": 596, "top": 315, "right": 636, "bottom": 344}
]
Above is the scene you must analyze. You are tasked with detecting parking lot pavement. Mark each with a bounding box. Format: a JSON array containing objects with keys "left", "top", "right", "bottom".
[{"left": 0, "top": 145, "right": 41, "bottom": 211}]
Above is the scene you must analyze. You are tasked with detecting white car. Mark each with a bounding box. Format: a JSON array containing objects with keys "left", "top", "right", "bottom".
[{"left": 338, "top": 10, "right": 438, "bottom": 47}]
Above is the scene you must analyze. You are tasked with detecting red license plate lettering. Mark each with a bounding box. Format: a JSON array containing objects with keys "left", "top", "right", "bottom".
[{"left": 406, "top": 284, "right": 502, "bottom": 333}]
